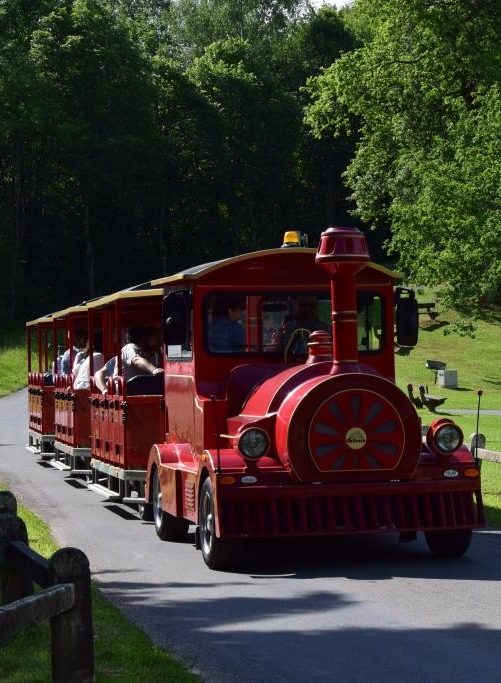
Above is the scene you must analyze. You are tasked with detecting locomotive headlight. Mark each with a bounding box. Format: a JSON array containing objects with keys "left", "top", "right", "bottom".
[
  {"left": 427, "top": 419, "right": 463, "bottom": 455},
  {"left": 435, "top": 424, "right": 463, "bottom": 453},
  {"left": 238, "top": 428, "right": 270, "bottom": 460}
]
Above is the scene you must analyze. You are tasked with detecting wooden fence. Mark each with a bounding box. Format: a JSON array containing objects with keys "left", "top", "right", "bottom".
[
  {"left": 470, "top": 433, "right": 501, "bottom": 465},
  {"left": 0, "top": 491, "right": 94, "bottom": 682}
]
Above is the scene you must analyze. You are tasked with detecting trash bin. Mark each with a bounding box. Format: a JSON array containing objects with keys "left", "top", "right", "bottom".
[{"left": 437, "top": 369, "right": 458, "bottom": 388}]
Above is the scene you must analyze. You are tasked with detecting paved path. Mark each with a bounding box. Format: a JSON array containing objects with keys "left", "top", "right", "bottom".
[{"left": 2, "top": 389, "right": 501, "bottom": 682}]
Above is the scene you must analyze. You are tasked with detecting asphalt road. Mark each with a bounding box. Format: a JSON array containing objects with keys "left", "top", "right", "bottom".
[{"left": 1, "top": 389, "right": 501, "bottom": 682}]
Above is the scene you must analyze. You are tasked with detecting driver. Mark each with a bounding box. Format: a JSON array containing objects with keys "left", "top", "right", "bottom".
[{"left": 277, "top": 296, "right": 329, "bottom": 353}]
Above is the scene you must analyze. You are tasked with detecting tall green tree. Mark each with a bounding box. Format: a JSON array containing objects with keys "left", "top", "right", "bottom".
[
  {"left": 29, "top": 0, "right": 157, "bottom": 298},
  {"left": 306, "top": 0, "right": 501, "bottom": 307}
]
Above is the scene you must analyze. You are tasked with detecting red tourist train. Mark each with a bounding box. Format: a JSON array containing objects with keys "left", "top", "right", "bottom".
[{"left": 26, "top": 227, "right": 484, "bottom": 569}]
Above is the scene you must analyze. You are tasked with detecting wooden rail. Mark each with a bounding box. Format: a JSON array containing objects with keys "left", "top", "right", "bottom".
[
  {"left": 469, "top": 434, "right": 501, "bottom": 464},
  {"left": 0, "top": 491, "right": 94, "bottom": 682}
]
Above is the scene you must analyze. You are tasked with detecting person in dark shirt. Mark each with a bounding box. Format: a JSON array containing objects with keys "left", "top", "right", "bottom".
[
  {"left": 208, "top": 296, "right": 246, "bottom": 353},
  {"left": 278, "top": 296, "right": 329, "bottom": 354}
]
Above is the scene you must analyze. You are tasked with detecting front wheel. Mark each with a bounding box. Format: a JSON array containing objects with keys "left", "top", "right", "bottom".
[
  {"left": 199, "top": 478, "right": 232, "bottom": 570},
  {"left": 152, "top": 469, "right": 189, "bottom": 542},
  {"left": 425, "top": 529, "right": 473, "bottom": 558},
  {"left": 138, "top": 502, "right": 153, "bottom": 522}
]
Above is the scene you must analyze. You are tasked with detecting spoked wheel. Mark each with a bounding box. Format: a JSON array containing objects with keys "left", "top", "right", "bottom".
[
  {"left": 152, "top": 469, "right": 189, "bottom": 542},
  {"left": 138, "top": 502, "right": 153, "bottom": 522},
  {"left": 425, "top": 529, "right": 473, "bottom": 558},
  {"left": 199, "top": 478, "right": 232, "bottom": 570}
]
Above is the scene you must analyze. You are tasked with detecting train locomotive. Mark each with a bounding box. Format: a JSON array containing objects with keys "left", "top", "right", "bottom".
[{"left": 26, "top": 226, "right": 484, "bottom": 570}]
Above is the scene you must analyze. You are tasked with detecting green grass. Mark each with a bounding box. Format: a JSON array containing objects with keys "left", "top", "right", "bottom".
[
  {"left": 0, "top": 326, "right": 26, "bottom": 397},
  {"left": 395, "top": 295, "right": 501, "bottom": 526},
  {"left": 482, "top": 461, "right": 501, "bottom": 528},
  {"left": 0, "top": 486, "right": 198, "bottom": 683}
]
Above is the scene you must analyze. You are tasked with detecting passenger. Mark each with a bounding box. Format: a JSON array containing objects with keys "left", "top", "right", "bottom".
[
  {"left": 121, "top": 326, "right": 163, "bottom": 381},
  {"left": 60, "top": 329, "right": 88, "bottom": 375},
  {"left": 73, "top": 334, "right": 104, "bottom": 390},
  {"left": 94, "top": 356, "right": 117, "bottom": 395},
  {"left": 276, "top": 296, "right": 329, "bottom": 353},
  {"left": 208, "top": 296, "right": 246, "bottom": 353},
  {"left": 144, "top": 327, "right": 163, "bottom": 369}
]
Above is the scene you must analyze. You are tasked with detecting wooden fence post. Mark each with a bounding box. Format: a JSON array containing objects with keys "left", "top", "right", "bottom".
[
  {"left": 49, "top": 548, "right": 94, "bottom": 683},
  {"left": 0, "top": 506, "right": 32, "bottom": 605},
  {"left": 0, "top": 491, "right": 17, "bottom": 516}
]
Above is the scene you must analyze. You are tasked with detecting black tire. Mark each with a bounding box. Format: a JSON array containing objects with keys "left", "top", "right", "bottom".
[
  {"left": 425, "top": 529, "right": 473, "bottom": 558},
  {"left": 152, "top": 469, "right": 189, "bottom": 542},
  {"left": 138, "top": 502, "right": 153, "bottom": 522},
  {"left": 199, "top": 478, "right": 232, "bottom": 570}
]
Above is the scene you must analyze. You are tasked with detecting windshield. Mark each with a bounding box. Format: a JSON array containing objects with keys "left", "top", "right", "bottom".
[{"left": 204, "top": 291, "right": 384, "bottom": 355}]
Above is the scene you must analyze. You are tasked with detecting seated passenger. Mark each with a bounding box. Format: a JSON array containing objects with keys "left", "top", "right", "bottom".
[
  {"left": 276, "top": 296, "right": 329, "bottom": 353},
  {"left": 144, "top": 326, "right": 163, "bottom": 369},
  {"left": 94, "top": 356, "right": 117, "bottom": 395},
  {"left": 73, "top": 335, "right": 104, "bottom": 390},
  {"left": 208, "top": 296, "right": 246, "bottom": 353},
  {"left": 60, "top": 329, "right": 88, "bottom": 375},
  {"left": 121, "top": 326, "right": 163, "bottom": 382}
]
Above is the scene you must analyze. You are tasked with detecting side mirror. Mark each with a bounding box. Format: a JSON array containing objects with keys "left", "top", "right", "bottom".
[
  {"left": 395, "top": 287, "right": 419, "bottom": 347},
  {"left": 162, "top": 291, "right": 190, "bottom": 346}
]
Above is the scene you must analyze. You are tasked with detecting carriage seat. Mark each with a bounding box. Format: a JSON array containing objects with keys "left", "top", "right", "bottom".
[
  {"left": 42, "top": 372, "right": 54, "bottom": 387},
  {"left": 126, "top": 372, "right": 164, "bottom": 396}
]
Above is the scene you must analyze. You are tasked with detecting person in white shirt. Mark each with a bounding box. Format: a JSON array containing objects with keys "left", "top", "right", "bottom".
[
  {"left": 94, "top": 356, "right": 117, "bottom": 395},
  {"left": 120, "top": 326, "right": 163, "bottom": 382},
  {"left": 60, "top": 329, "right": 88, "bottom": 374},
  {"left": 72, "top": 334, "right": 104, "bottom": 390}
]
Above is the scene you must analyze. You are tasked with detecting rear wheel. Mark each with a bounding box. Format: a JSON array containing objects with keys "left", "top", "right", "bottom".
[
  {"left": 199, "top": 478, "right": 232, "bottom": 570},
  {"left": 425, "top": 529, "right": 472, "bottom": 558},
  {"left": 152, "top": 469, "right": 189, "bottom": 542}
]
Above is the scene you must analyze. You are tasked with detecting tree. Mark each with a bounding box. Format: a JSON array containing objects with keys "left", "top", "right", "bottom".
[
  {"left": 306, "top": 0, "right": 501, "bottom": 307},
  {"left": 29, "top": 0, "right": 157, "bottom": 298},
  {"left": 188, "top": 38, "right": 300, "bottom": 253}
]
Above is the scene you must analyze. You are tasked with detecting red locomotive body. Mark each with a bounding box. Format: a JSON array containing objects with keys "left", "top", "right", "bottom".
[
  {"left": 144, "top": 228, "right": 483, "bottom": 569},
  {"left": 26, "top": 315, "right": 56, "bottom": 456}
]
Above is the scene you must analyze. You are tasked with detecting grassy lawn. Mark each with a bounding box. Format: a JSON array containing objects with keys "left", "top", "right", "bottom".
[
  {"left": 0, "top": 486, "right": 197, "bottom": 682},
  {"left": 395, "top": 297, "right": 501, "bottom": 449},
  {"left": 395, "top": 295, "right": 501, "bottom": 526},
  {"left": 0, "top": 325, "right": 26, "bottom": 397}
]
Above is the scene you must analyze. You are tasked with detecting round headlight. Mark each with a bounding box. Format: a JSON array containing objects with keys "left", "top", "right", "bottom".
[
  {"left": 434, "top": 423, "right": 463, "bottom": 454},
  {"left": 238, "top": 428, "right": 270, "bottom": 460}
]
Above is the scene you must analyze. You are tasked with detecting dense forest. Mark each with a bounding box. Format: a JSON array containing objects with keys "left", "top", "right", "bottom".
[{"left": 1, "top": 0, "right": 500, "bottom": 323}]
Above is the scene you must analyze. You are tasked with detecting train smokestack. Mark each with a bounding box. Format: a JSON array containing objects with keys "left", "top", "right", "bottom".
[{"left": 315, "top": 226, "right": 370, "bottom": 372}]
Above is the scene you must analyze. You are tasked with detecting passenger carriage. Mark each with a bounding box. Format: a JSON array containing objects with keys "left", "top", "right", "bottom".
[
  {"left": 26, "top": 314, "right": 56, "bottom": 456},
  {"left": 86, "top": 287, "right": 164, "bottom": 507},
  {"left": 51, "top": 304, "right": 92, "bottom": 474}
]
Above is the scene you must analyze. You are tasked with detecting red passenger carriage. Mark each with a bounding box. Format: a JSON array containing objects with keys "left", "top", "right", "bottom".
[
  {"left": 86, "top": 288, "right": 164, "bottom": 506},
  {"left": 26, "top": 315, "right": 56, "bottom": 456},
  {"left": 51, "top": 304, "right": 92, "bottom": 474}
]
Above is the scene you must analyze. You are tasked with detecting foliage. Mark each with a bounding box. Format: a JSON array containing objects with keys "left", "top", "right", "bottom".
[
  {"left": 306, "top": 0, "right": 501, "bottom": 308},
  {"left": 0, "top": 0, "right": 354, "bottom": 323}
]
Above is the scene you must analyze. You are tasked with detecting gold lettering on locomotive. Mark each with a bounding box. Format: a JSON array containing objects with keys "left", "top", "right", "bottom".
[{"left": 345, "top": 427, "right": 367, "bottom": 450}]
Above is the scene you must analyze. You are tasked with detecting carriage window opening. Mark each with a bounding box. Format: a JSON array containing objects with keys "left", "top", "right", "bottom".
[
  {"left": 163, "top": 290, "right": 192, "bottom": 360},
  {"left": 357, "top": 293, "right": 383, "bottom": 352}
]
